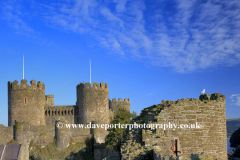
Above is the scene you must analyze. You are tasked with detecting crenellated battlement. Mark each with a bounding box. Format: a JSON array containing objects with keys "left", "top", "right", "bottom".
[
  {"left": 6, "top": 78, "right": 130, "bottom": 159},
  {"left": 8, "top": 79, "right": 46, "bottom": 126},
  {"left": 169, "top": 93, "right": 225, "bottom": 103},
  {"left": 109, "top": 98, "right": 130, "bottom": 112},
  {"left": 8, "top": 79, "right": 45, "bottom": 91},
  {"left": 77, "top": 82, "right": 108, "bottom": 90},
  {"left": 110, "top": 98, "right": 130, "bottom": 103},
  {"left": 77, "top": 82, "right": 110, "bottom": 124},
  {"left": 46, "top": 94, "right": 54, "bottom": 98},
  {"left": 199, "top": 93, "right": 225, "bottom": 101},
  {"left": 45, "top": 94, "right": 54, "bottom": 106},
  {"left": 7, "top": 78, "right": 130, "bottom": 126}
]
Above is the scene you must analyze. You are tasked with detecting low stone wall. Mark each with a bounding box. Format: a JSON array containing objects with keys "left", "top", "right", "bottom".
[
  {"left": 14, "top": 121, "right": 55, "bottom": 146},
  {"left": 0, "top": 124, "right": 13, "bottom": 144}
]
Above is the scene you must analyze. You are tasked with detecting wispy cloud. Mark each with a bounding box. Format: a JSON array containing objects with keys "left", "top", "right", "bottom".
[
  {"left": 230, "top": 94, "right": 240, "bottom": 106},
  {"left": 147, "top": 92, "right": 154, "bottom": 96},
  {"left": 1, "top": 0, "right": 240, "bottom": 73},
  {"left": 0, "top": 1, "right": 38, "bottom": 37},
  {"left": 114, "top": 0, "right": 128, "bottom": 13}
]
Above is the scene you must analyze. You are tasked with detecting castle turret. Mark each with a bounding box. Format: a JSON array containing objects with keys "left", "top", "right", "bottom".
[
  {"left": 8, "top": 79, "right": 46, "bottom": 126},
  {"left": 14, "top": 120, "right": 32, "bottom": 145},
  {"left": 109, "top": 98, "right": 130, "bottom": 112},
  {"left": 77, "top": 82, "right": 109, "bottom": 124},
  {"left": 45, "top": 95, "right": 54, "bottom": 106},
  {"left": 91, "top": 119, "right": 108, "bottom": 144},
  {"left": 55, "top": 118, "right": 71, "bottom": 150}
]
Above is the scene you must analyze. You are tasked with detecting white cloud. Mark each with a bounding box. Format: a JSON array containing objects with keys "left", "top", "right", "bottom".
[
  {"left": 114, "top": 0, "right": 128, "bottom": 12},
  {"left": 230, "top": 94, "right": 240, "bottom": 98},
  {"left": 2, "top": 0, "right": 240, "bottom": 73},
  {"left": 100, "top": 7, "right": 124, "bottom": 27},
  {"left": 0, "top": 2, "right": 38, "bottom": 36},
  {"left": 147, "top": 92, "right": 154, "bottom": 96},
  {"left": 230, "top": 94, "right": 240, "bottom": 106}
]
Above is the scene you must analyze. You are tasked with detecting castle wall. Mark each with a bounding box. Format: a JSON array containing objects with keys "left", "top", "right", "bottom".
[
  {"left": 55, "top": 118, "right": 93, "bottom": 150},
  {"left": 77, "top": 82, "right": 109, "bottom": 124},
  {"left": 14, "top": 119, "right": 93, "bottom": 148},
  {"left": 141, "top": 93, "right": 227, "bottom": 159},
  {"left": 8, "top": 79, "right": 45, "bottom": 126},
  {"left": 55, "top": 118, "right": 71, "bottom": 150},
  {"left": 71, "top": 124, "right": 91, "bottom": 144},
  {"left": 15, "top": 121, "right": 32, "bottom": 145},
  {"left": 44, "top": 105, "right": 75, "bottom": 125},
  {"left": 109, "top": 98, "right": 130, "bottom": 112},
  {"left": 109, "top": 109, "right": 115, "bottom": 122},
  {"left": 14, "top": 121, "right": 55, "bottom": 146},
  {"left": 30, "top": 125, "right": 55, "bottom": 145},
  {"left": 0, "top": 124, "right": 13, "bottom": 144}
]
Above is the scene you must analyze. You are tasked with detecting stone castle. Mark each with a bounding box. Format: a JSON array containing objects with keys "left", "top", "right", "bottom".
[
  {"left": 0, "top": 79, "right": 228, "bottom": 160},
  {"left": 8, "top": 79, "right": 130, "bottom": 127},
  {"left": 1, "top": 79, "right": 130, "bottom": 160}
]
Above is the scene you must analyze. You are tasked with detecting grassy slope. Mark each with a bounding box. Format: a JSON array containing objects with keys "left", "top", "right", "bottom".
[{"left": 29, "top": 139, "right": 94, "bottom": 160}]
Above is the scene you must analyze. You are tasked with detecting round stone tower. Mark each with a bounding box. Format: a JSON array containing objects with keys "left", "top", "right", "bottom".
[
  {"left": 14, "top": 120, "right": 31, "bottom": 144},
  {"left": 91, "top": 119, "right": 108, "bottom": 144},
  {"left": 55, "top": 118, "right": 71, "bottom": 150},
  {"left": 76, "top": 82, "right": 109, "bottom": 124},
  {"left": 8, "top": 79, "right": 46, "bottom": 126}
]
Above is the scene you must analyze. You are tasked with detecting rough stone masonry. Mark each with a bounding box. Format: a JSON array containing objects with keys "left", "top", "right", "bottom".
[
  {"left": 2, "top": 79, "right": 227, "bottom": 160},
  {"left": 121, "top": 93, "right": 227, "bottom": 160}
]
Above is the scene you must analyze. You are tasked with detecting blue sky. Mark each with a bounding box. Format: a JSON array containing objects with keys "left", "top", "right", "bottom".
[{"left": 0, "top": 0, "right": 240, "bottom": 126}]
